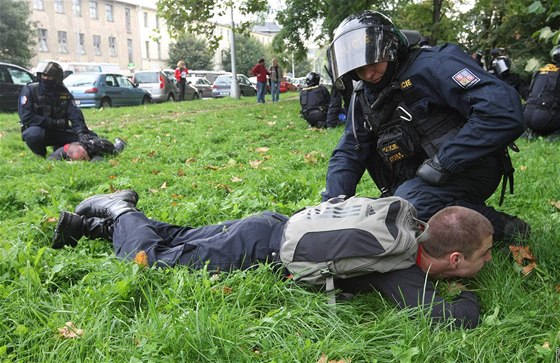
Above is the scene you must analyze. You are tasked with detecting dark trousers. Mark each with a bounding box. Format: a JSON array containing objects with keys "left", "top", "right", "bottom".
[
  {"left": 178, "top": 79, "right": 186, "bottom": 101},
  {"left": 22, "top": 126, "right": 79, "bottom": 157},
  {"left": 112, "top": 211, "right": 288, "bottom": 270}
]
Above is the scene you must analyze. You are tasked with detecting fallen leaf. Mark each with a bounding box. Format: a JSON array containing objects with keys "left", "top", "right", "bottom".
[
  {"left": 222, "top": 286, "right": 233, "bottom": 294},
  {"left": 231, "top": 176, "right": 243, "bottom": 183},
  {"left": 255, "top": 147, "right": 269, "bottom": 153},
  {"left": 109, "top": 159, "right": 119, "bottom": 167},
  {"left": 47, "top": 217, "right": 57, "bottom": 223},
  {"left": 205, "top": 165, "right": 221, "bottom": 170},
  {"left": 267, "top": 121, "right": 276, "bottom": 126},
  {"left": 316, "top": 353, "right": 351, "bottom": 363},
  {"left": 147, "top": 151, "right": 157, "bottom": 157},
  {"left": 542, "top": 341, "right": 550, "bottom": 349},
  {"left": 160, "top": 182, "right": 167, "bottom": 189},
  {"left": 149, "top": 188, "right": 159, "bottom": 194},
  {"left": 108, "top": 175, "right": 116, "bottom": 180},
  {"left": 58, "top": 321, "right": 83, "bottom": 339},
  {"left": 555, "top": 285, "right": 560, "bottom": 293},
  {"left": 549, "top": 200, "right": 560, "bottom": 210},
  {"left": 509, "top": 245, "right": 537, "bottom": 276},
  {"left": 171, "top": 194, "right": 184, "bottom": 199},
  {"left": 39, "top": 188, "right": 49, "bottom": 195},
  {"left": 177, "top": 169, "right": 185, "bottom": 176},
  {"left": 134, "top": 251, "right": 148, "bottom": 267},
  {"left": 131, "top": 157, "right": 140, "bottom": 163},
  {"left": 249, "top": 159, "right": 264, "bottom": 168},
  {"left": 151, "top": 169, "right": 160, "bottom": 175},
  {"left": 519, "top": 165, "right": 527, "bottom": 171},
  {"left": 216, "top": 183, "right": 232, "bottom": 193},
  {"left": 185, "top": 158, "right": 196, "bottom": 163}
]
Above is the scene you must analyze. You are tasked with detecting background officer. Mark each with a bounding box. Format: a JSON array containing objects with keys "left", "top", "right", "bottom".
[
  {"left": 18, "top": 61, "right": 94, "bottom": 157},
  {"left": 323, "top": 11, "right": 529, "bottom": 244},
  {"left": 523, "top": 46, "right": 560, "bottom": 139},
  {"left": 299, "top": 72, "right": 331, "bottom": 128}
]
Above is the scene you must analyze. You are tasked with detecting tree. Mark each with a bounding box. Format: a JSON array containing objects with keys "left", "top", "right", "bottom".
[
  {"left": 156, "top": 0, "right": 269, "bottom": 51},
  {"left": 169, "top": 34, "right": 214, "bottom": 70},
  {"left": 0, "top": 0, "right": 36, "bottom": 67},
  {"left": 221, "top": 34, "right": 267, "bottom": 75}
]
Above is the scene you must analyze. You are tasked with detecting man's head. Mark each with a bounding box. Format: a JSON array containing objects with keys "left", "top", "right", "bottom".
[
  {"left": 327, "top": 11, "right": 409, "bottom": 90},
  {"left": 37, "top": 62, "right": 64, "bottom": 92},
  {"left": 421, "top": 206, "right": 494, "bottom": 278},
  {"left": 67, "top": 142, "right": 90, "bottom": 161},
  {"left": 305, "top": 72, "right": 320, "bottom": 87},
  {"left": 258, "top": 58, "right": 265, "bottom": 64}
]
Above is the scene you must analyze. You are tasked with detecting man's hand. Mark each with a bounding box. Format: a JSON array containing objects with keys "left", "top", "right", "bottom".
[
  {"left": 416, "top": 156, "right": 451, "bottom": 185},
  {"left": 50, "top": 118, "right": 68, "bottom": 129}
]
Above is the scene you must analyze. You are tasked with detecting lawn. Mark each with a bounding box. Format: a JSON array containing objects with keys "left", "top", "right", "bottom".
[{"left": 0, "top": 93, "right": 559, "bottom": 362}]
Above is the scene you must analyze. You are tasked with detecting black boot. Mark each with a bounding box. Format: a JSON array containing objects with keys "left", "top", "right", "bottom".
[
  {"left": 52, "top": 212, "right": 113, "bottom": 248},
  {"left": 500, "top": 213, "right": 531, "bottom": 245},
  {"left": 74, "top": 190, "right": 138, "bottom": 220}
]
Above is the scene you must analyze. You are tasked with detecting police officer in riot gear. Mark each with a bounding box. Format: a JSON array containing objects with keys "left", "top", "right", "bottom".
[
  {"left": 523, "top": 46, "right": 560, "bottom": 139},
  {"left": 299, "top": 72, "right": 331, "bottom": 128},
  {"left": 323, "top": 11, "right": 529, "bottom": 244},
  {"left": 18, "top": 61, "right": 95, "bottom": 157}
]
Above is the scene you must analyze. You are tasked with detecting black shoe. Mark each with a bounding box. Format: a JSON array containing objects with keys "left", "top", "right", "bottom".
[
  {"left": 501, "top": 214, "right": 531, "bottom": 245},
  {"left": 74, "top": 190, "right": 139, "bottom": 220},
  {"left": 52, "top": 212, "right": 114, "bottom": 248},
  {"left": 114, "top": 138, "right": 127, "bottom": 153}
]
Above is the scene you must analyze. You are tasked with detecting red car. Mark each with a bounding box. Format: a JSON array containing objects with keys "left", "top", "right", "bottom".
[{"left": 279, "top": 80, "right": 297, "bottom": 93}]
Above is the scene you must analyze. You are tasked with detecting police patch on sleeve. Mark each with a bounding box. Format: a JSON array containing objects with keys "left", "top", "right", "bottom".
[
  {"left": 21, "top": 96, "right": 27, "bottom": 105},
  {"left": 451, "top": 68, "right": 480, "bottom": 89}
]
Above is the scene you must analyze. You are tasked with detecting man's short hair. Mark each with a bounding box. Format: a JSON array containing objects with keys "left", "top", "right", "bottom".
[
  {"left": 422, "top": 206, "right": 494, "bottom": 259},
  {"left": 67, "top": 142, "right": 90, "bottom": 161}
]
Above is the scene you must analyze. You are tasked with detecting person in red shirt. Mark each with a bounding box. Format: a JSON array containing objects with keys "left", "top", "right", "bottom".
[
  {"left": 174, "top": 60, "right": 188, "bottom": 101},
  {"left": 251, "top": 58, "right": 270, "bottom": 103}
]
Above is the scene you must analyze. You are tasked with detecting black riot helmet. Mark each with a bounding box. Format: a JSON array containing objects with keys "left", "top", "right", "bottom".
[
  {"left": 492, "top": 56, "right": 511, "bottom": 76},
  {"left": 551, "top": 46, "right": 560, "bottom": 64},
  {"left": 305, "top": 72, "right": 320, "bottom": 87},
  {"left": 37, "top": 61, "right": 64, "bottom": 85},
  {"left": 327, "top": 11, "right": 409, "bottom": 89}
]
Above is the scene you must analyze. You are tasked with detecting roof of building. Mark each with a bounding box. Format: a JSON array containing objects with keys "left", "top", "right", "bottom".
[{"left": 252, "top": 22, "right": 281, "bottom": 34}]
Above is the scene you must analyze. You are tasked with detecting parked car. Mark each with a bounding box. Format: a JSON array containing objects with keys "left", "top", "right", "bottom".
[
  {"left": 290, "top": 77, "right": 307, "bottom": 91},
  {"left": 133, "top": 70, "right": 180, "bottom": 102},
  {"left": 248, "top": 76, "right": 271, "bottom": 94},
  {"left": 159, "top": 69, "right": 200, "bottom": 100},
  {"left": 0, "top": 62, "right": 37, "bottom": 112},
  {"left": 187, "top": 76, "right": 213, "bottom": 98},
  {"left": 64, "top": 72, "right": 151, "bottom": 108},
  {"left": 280, "top": 79, "right": 297, "bottom": 93},
  {"left": 212, "top": 74, "right": 257, "bottom": 98}
]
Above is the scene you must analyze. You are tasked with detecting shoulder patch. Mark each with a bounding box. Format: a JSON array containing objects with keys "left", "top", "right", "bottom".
[
  {"left": 452, "top": 68, "right": 480, "bottom": 89},
  {"left": 20, "top": 95, "right": 27, "bottom": 105}
]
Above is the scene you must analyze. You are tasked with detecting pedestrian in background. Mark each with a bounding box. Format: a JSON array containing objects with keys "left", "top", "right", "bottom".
[
  {"left": 175, "top": 60, "right": 188, "bottom": 101},
  {"left": 268, "top": 58, "right": 283, "bottom": 102},
  {"left": 252, "top": 58, "right": 270, "bottom": 103}
]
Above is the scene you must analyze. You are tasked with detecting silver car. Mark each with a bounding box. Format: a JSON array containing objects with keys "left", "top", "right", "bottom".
[
  {"left": 133, "top": 70, "right": 183, "bottom": 102},
  {"left": 187, "top": 76, "right": 213, "bottom": 98},
  {"left": 212, "top": 74, "right": 257, "bottom": 98}
]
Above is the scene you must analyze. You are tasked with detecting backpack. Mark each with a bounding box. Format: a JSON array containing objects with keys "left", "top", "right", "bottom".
[{"left": 280, "top": 196, "right": 428, "bottom": 300}]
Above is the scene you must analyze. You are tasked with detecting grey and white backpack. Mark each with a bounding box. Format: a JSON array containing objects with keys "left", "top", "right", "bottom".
[{"left": 280, "top": 196, "right": 428, "bottom": 298}]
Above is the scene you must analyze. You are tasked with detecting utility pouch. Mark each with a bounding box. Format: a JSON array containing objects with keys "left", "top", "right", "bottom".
[{"left": 377, "top": 122, "right": 416, "bottom": 165}]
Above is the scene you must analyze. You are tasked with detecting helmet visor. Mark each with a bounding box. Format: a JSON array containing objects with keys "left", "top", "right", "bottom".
[
  {"left": 328, "top": 26, "right": 399, "bottom": 87},
  {"left": 493, "top": 58, "right": 509, "bottom": 75}
]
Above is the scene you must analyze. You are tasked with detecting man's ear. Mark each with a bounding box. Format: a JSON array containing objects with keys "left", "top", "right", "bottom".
[{"left": 449, "top": 252, "right": 463, "bottom": 268}]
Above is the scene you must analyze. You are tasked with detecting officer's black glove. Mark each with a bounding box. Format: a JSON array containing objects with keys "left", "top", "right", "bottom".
[
  {"left": 50, "top": 118, "right": 69, "bottom": 129},
  {"left": 78, "top": 131, "right": 91, "bottom": 143},
  {"left": 416, "top": 155, "right": 451, "bottom": 186}
]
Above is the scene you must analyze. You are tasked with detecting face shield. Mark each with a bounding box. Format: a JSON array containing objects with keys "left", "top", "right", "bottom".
[
  {"left": 492, "top": 57, "right": 510, "bottom": 76},
  {"left": 328, "top": 26, "right": 400, "bottom": 89}
]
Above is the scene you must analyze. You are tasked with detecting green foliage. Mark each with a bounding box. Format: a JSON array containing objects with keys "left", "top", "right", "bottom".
[
  {"left": 168, "top": 34, "right": 214, "bottom": 70},
  {"left": 1, "top": 97, "right": 560, "bottom": 361},
  {"left": 156, "top": 0, "right": 268, "bottom": 51},
  {"left": 0, "top": 0, "right": 36, "bottom": 67},
  {"left": 221, "top": 34, "right": 268, "bottom": 75}
]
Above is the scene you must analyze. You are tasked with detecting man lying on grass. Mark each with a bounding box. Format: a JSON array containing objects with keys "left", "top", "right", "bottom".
[{"left": 52, "top": 190, "right": 493, "bottom": 329}]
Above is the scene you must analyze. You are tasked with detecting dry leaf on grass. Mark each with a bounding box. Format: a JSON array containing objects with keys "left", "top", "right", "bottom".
[
  {"left": 160, "top": 182, "right": 167, "bottom": 189},
  {"left": 231, "top": 176, "right": 243, "bottom": 183},
  {"left": 47, "top": 217, "right": 57, "bottom": 223},
  {"left": 134, "top": 251, "right": 149, "bottom": 267},
  {"left": 255, "top": 147, "right": 269, "bottom": 153},
  {"left": 267, "top": 121, "right": 276, "bottom": 126},
  {"left": 249, "top": 159, "right": 264, "bottom": 168},
  {"left": 316, "top": 353, "right": 351, "bottom": 363},
  {"left": 509, "top": 245, "right": 537, "bottom": 276},
  {"left": 185, "top": 158, "right": 197, "bottom": 163},
  {"left": 216, "top": 183, "right": 232, "bottom": 193},
  {"left": 205, "top": 165, "right": 221, "bottom": 170},
  {"left": 108, "top": 159, "right": 119, "bottom": 167},
  {"left": 519, "top": 165, "right": 528, "bottom": 171},
  {"left": 58, "top": 321, "right": 83, "bottom": 339},
  {"left": 177, "top": 169, "right": 185, "bottom": 176},
  {"left": 549, "top": 200, "right": 560, "bottom": 210}
]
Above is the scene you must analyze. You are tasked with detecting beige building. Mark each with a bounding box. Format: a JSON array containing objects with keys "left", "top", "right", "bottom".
[{"left": 27, "top": 0, "right": 172, "bottom": 73}]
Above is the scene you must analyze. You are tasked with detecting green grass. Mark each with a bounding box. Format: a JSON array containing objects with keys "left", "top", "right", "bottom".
[{"left": 1, "top": 94, "right": 559, "bottom": 362}]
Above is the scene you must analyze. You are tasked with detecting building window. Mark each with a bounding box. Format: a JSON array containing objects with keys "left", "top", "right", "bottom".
[
  {"left": 106, "top": 4, "right": 113, "bottom": 22},
  {"left": 93, "top": 35, "right": 101, "bottom": 55},
  {"left": 144, "top": 12, "right": 148, "bottom": 27},
  {"left": 157, "top": 42, "right": 161, "bottom": 59},
  {"left": 58, "top": 31, "right": 68, "bottom": 53},
  {"left": 38, "top": 29, "right": 48, "bottom": 52},
  {"left": 109, "top": 37, "right": 117, "bottom": 57},
  {"left": 78, "top": 33, "right": 85, "bottom": 55},
  {"left": 89, "top": 1, "right": 98, "bottom": 19},
  {"left": 125, "top": 8, "right": 131, "bottom": 32},
  {"left": 73, "top": 0, "right": 82, "bottom": 16},
  {"left": 127, "top": 39, "right": 133, "bottom": 64},
  {"left": 54, "top": 0, "right": 64, "bottom": 13},
  {"left": 33, "top": 0, "right": 44, "bottom": 10},
  {"left": 155, "top": 16, "right": 160, "bottom": 29},
  {"left": 145, "top": 41, "right": 150, "bottom": 59}
]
